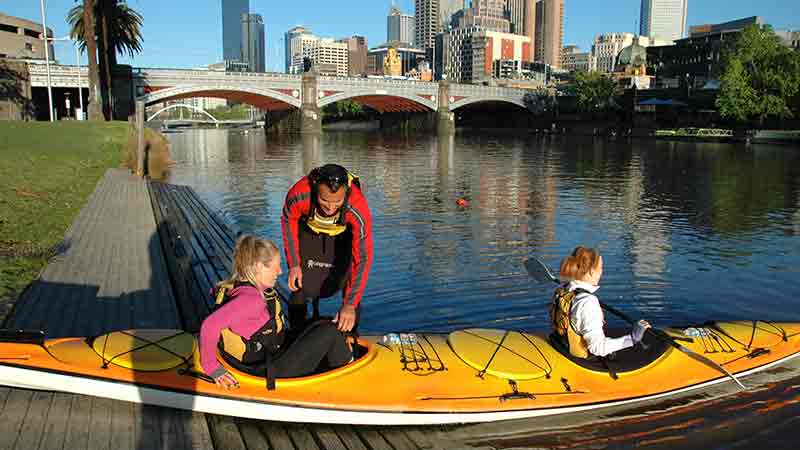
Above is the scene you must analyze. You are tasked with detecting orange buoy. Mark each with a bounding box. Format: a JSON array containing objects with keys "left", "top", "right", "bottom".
[{"left": 456, "top": 198, "right": 469, "bottom": 208}]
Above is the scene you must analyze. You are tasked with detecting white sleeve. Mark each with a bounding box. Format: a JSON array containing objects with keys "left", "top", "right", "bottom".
[{"left": 572, "top": 296, "right": 634, "bottom": 357}]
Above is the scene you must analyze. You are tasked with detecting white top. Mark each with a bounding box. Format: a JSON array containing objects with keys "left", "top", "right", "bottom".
[{"left": 568, "top": 280, "right": 634, "bottom": 357}]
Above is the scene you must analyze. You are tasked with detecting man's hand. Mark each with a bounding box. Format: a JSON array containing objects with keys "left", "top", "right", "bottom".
[
  {"left": 288, "top": 266, "right": 303, "bottom": 291},
  {"left": 333, "top": 303, "right": 357, "bottom": 332},
  {"left": 213, "top": 372, "right": 239, "bottom": 390}
]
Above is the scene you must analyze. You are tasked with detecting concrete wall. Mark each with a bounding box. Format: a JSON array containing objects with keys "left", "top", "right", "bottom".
[{"left": 0, "top": 59, "right": 34, "bottom": 120}]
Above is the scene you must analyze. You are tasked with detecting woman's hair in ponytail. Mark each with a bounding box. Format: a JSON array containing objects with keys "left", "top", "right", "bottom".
[
  {"left": 222, "top": 234, "right": 279, "bottom": 288},
  {"left": 559, "top": 246, "right": 601, "bottom": 281}
]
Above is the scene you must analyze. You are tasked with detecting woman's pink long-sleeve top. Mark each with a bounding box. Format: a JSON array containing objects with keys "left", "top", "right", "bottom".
[{"left": 199, "top": 285, "right": 270, "bottom": 378}]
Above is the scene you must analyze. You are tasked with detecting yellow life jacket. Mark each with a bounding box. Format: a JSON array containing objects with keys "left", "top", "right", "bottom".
[
  {"left": 550, "top": 286, "right": 590, "bottom": 359},
  {"left": 306, "top": 172, "right": 360, "bottom": 237},
  {"left": 213, "top": 282, "right": 286, "bottom": 365}
]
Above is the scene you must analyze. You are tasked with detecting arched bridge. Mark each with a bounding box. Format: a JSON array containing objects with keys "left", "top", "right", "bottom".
[
  {"left": 132, "top": 68, "right": 529, "bottom": 114},
  {"left": 25, "top": 63, "right": 532, "bottom": 133}
]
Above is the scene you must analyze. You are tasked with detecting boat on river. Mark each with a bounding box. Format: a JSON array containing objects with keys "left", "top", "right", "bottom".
[{"left": 0, "top": 320, "right": 797, "bottom": 425}]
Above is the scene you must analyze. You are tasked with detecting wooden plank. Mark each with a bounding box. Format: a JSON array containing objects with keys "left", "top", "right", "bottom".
[
  {"left": 403, "top": 428, "right": 437, "bottom": 450},
  {"left": 135, "top": 404, "right": 163, "bottom": 450},
  {"left": 109, "top": 399, "right": 136, "bottom": 450},
  {"left": 207, "top": 414, "right": 246, "bottom": 450},
  {"left": 285, "top": 423, "right": 320, "bottom": 450},
  {"left": 185, "top": 412, "right": 215, "bottom": 450},
  {"left": 87, "top": 396, "right": 114, "bottom": 450},
  {"left": 0, "top": 389, "right": 33, "bottom": 450},
  {"left": 329, "top": 425, "right": 368, "bottom": 450},
  {"left": 62, "top": 393, "right": 92, "bottom": 450},
  {"left": 310, "top": 425, "right": 349, "bottom": 450},
  {"left": 38, "top": 392, "right": 73, "bottom": 450},
  {"left": 174, "top": 187, "right": 235, "bottom": 258},
  {"left": 14, "top": 391, "right": 52, "bottom": 450},
  {"left": 259, "top": 421, "right": 296, "bottom": 450},
  {"left": 378, "top": 428, "right": 418, "bottom": 450},
  {"left": 355, "top": 427, "right": 393, "bottom": 450},
  {"left": 160, "top": 407, "right": 187, "bottom": 450},
  {"left": 237, "top": 420, "right": 270, "bottom": 450}
]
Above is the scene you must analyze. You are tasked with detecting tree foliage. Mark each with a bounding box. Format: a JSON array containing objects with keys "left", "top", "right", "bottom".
[
  {"left": 523, "top": 89, "right": 555, "bottom": 115},
  {"left": 574, "top": 71, "right": 617, "bottom": 112},
  {"left": 716, "top": 24, "right": 800, "bottom": 123}
]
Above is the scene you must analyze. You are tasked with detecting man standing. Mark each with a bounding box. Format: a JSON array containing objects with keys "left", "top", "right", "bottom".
[{"left": 281, "top": 164, "right": 373, "bottom": 333}]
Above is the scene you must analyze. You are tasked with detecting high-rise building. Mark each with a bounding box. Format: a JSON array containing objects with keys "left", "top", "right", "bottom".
[
  {"left": 442, "top": 25, "right": 531, "bottom": 83},
  {"left": 338, "top": 35, "right": 368, "bottom": 76},
  {"left": 415, "top": 0, "right": 465, "bottom": 51},
  {"left": 439, "top": 0, "right": 466, "bottom": 31},
  {"left": 298, "top": 38, "right": 349, "bottom": 77},
  {"left": 453, "top": 0, "right": 511, "bottom": 33},
  {"left": 222, "top": 0, "right": 249, "bottom": 62},
  {"left": 640, "top": 0, "right": 688, "bottom": 42},
  {"left": 523, "top": 0, "right": 536, "bottom": 62},
  {"left": 415, "top": 0, "right": 438, "bottom": 51},
  {"left": 534, "top": 0, "right": 563, "bottom": 69},
  {"left": 388, "top": 6, "right": 415, "bottom": 45},
  {"left": 561, "top": 44, "right": 594, "bottom": 72},
  {"left": 241, "top": 13, "right": 265, "bottom": 72},
  {"left": 285, "top": 25, "right": 314, "bottom": 73}
]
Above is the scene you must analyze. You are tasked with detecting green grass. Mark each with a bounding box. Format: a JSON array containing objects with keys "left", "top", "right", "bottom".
[{"left": 0, "top": 121, "right": 130, "bottom": 312}]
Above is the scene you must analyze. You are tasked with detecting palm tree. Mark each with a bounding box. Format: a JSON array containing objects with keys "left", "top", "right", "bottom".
[
  {"left": 69, "top": 0, "right": 143, "bottom": 119},
  {"left": 78, "top": 0, "right": 102, "bottom": 120}
]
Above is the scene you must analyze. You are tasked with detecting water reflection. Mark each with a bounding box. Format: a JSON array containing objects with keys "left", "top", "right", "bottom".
[{"left": 165, "top": 130, "right": 800, "bottom": 332}]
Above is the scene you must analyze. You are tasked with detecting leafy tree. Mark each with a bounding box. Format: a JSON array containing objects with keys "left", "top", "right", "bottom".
[
  {"left": 69, "top": 0, "right": 143, "bottom": 119},
  {"left": 523, "top": 89, "right": 555, "bottom": 115},
  {"left": 716, "top": 24, "right": 800, "bottom": 124},
  {"left": 574, "top": 71, "right": 617, "bottom": 113}
]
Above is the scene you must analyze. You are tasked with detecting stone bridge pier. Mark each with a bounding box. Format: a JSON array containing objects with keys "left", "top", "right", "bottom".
[{"left": 300, "top": 71, "right": 322, "bottom": 134}]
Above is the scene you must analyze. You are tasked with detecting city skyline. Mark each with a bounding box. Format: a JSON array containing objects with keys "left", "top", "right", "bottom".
[{"left": 2, "top": 0, "right": 797, "bottom": 71}]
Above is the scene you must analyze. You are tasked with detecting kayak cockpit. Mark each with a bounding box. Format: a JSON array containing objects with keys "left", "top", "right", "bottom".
[{"left": 548, "top": 329, "right": 671, "bottom": 373}]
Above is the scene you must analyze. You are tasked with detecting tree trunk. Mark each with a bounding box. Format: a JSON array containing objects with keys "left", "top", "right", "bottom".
[
  {"left": 82, "top": 0, "right": 103, "bottom": 121},
  {"left": 99, "top": 0, "right": 114, "bottom": 120}
]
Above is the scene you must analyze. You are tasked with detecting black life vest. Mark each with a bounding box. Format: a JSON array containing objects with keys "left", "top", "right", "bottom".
[
  {"left": 307, "top": 171, "right": 361, "bottom": 236},
  {"left": 212, "top": 281, "right": 286, "bottom": 366}
]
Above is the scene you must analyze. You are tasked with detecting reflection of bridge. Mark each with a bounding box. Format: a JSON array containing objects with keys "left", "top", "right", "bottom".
[{"left": 27, "top": 63, "right": 531, "bottom": 133}]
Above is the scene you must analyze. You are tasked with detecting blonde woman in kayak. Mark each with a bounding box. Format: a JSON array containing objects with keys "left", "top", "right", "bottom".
[
  {"left": 199, "top": 235, "right": 352, "bottom": 390},
  {"left": 554, "top": 247, "right": 651, "bottom": 358}
]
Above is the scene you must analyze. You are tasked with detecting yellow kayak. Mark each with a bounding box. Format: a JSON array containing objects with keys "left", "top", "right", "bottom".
[{"left": 0, "top": 321, "right": 797, "bottom": 425}]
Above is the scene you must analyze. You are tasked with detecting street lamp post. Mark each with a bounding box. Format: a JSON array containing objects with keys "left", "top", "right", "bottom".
[
  {"left": 47, "top": 35, "right": 84, "bottom": 119},
  {"left": 39, "top": 0, "right": 55, "bottom": 121}
]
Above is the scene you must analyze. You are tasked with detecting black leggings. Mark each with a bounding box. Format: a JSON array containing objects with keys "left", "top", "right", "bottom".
[{"left": 271, "top": 321, "right": 352, "bottom": 378}]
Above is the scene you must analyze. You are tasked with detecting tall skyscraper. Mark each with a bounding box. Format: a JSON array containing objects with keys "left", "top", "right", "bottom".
[
  {"left": 222, "top": 0, "right": 249, "bottom": 62},
  {"left": 439, "top": 0, "right": 465, "bottom": 30},
  {"left": 640, "top": 0, "right": 688, "bottom": 42},
  {"left": 285, "top": 25, "right": 313, "bottom": 73},
  {"left": 338, "top": 35, "right": 369, "bottom": 76},
  {"left": 242, "top": 13, "right": 265, "bottom": 72},
  {"left": 388, "top": 6, "right": 415, "bottom": 44},
  {"left": 507, "top": 0, "right": 525, "bottom": 34},
  {"left": 523, "top": 0, "right": 536, "bottom": 61},
  {"left": 534, "top": 0, "right": 563, "bottom": 69},
  {"left": 415, "top": 0, "right": 465, "bottom": 51}
]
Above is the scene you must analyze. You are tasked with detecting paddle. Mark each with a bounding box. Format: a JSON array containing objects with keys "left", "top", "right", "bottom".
[{"left": 523, "top": 257, "right": 747, "bottom": 390}]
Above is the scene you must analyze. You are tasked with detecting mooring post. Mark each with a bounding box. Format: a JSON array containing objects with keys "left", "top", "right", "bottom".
[{"left": 135, "top": 100, "right": 145, "bottom": 176}]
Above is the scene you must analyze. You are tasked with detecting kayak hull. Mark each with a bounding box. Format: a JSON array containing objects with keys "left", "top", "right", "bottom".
[{"left": 0, "top": 322, "right": 798, "bottom": 425}]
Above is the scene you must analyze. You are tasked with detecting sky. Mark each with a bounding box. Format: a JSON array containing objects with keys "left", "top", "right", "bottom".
[{"left": 3, "top": 0, "right": 798, "bottom": 71}]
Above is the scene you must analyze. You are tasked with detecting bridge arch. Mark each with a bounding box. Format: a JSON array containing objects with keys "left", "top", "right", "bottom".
[
  {"left": 146, "top": 104, "right": 219, "bottom": 122},
  {"left": 450, "top": 96, "right": 527, "bottom": 112},
  {"left": 319, "top": 90, "right": 436, "bottom": 112},
  {"left": 139, "top": 84, "right": 301, "bottom": 110}
]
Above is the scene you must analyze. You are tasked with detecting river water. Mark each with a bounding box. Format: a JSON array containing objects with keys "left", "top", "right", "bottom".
[{"left": 164, "top": 129, "right": 800, "bottom": 335}]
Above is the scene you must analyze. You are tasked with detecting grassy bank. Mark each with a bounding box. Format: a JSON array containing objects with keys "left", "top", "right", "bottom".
[{"left": 0, "top": 121, "right": 130, "bottom": 320}]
